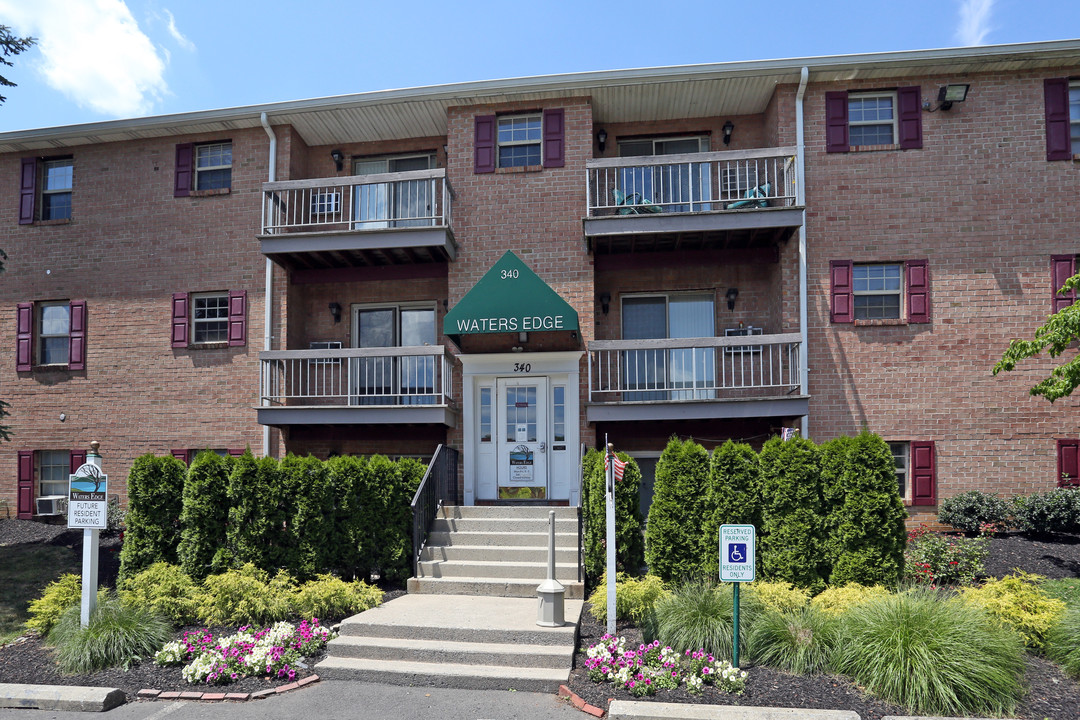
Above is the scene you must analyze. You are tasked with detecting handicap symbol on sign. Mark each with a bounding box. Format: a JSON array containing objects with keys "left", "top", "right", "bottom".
[{"left": 728, "top": 543, "right": 746, "bottom": 563}]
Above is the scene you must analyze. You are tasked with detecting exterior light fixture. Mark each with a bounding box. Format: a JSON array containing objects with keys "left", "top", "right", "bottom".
[
  {"left": 722, "top": 121, "right": 735, "bottom": 146},
  {"left": 518, "top": 331, "right": 529, "bottom": 343},
  {"left": 936, "top": 84, "right": 970, "bottom": 111},
  {"left": 726, "top": 287, "right": 739, "bottom": 310},
  {"left": 330, "top": 149, "right": 345, "bottom": 171},
  {"left": 597, "top": 129, "right": 608, "bottom": 153},
  {"left": 599, "top": 291, "right": 611, "bottom": 315},
  {"left": 328, "top": 302, "right": 342, "bottom": 323}
]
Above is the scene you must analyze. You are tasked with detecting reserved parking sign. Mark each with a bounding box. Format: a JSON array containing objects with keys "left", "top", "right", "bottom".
[{"left": 719, "top": 524, "right": 756, "bottom": 582}]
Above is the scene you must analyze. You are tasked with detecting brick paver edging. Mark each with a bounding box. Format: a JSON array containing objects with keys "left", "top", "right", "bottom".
[
  {"left": 138, "top": 674, "right": 320, "bottom": 702},
  {"left": 559, "top": 684, "right": 606, "bottom": 718}
]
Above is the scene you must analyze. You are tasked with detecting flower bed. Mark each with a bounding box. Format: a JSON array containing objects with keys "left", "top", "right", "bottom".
[
  {"left": 583, "top": 634, "right": 746, "bottom": 697},
  {"left": 154, "top": 619, "right": 334, "bottom": 685}
]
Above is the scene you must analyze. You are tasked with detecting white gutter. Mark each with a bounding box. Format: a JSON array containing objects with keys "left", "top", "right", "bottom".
[
  {"left": 796, "top": 67, "right": 810, "bottom": 439},
  {"left": 260, "top": 112, "right": 276, "bottom": 458}
]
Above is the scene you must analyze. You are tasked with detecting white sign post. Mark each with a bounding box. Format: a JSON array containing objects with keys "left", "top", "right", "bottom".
[
  {"left": 605, "top": 440, "right": 616, "bottom": 635},
  {"left": 68, "top": 442, "right": 106, "bottom": 627},
  {"left": 720, "top": 524, "right": 756, "bottom": 668}
]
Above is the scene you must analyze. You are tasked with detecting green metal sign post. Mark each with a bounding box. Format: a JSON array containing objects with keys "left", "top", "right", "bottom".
[{"left": 720, "top": 524, "right": 755, "bottom": 668}]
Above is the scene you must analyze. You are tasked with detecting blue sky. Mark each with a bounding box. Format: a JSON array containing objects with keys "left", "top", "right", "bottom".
[{"left": 0, "top": 0, "right": 1077, "bottom": 133}]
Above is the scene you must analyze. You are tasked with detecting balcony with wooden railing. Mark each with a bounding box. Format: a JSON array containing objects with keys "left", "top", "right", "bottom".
[
  {"left": 259, "top": 169, "right": 456, "bottom": 271},
  {"left": 584, "top": 148, "right": 803, "bottom": 254},
  {"left": 256, "top": 345, "right": 457, "bottom": 427},
  {"left": 586, "top": 333, "right": 807, "bottom": 422}
]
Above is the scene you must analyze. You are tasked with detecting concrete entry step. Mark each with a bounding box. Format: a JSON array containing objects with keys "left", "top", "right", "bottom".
[
  {"left": 315, "top": 656, "right": 570, "bottom": 693},
  {"left": 416, "top": 558, "right": 580, "bottom": 580},
  {"left": 327, "top": 635, "right": 573, "bottom": 668},
  {"left": 431, "top": 517, "right": 579, "bottom": 533},
  {"left": 425, "top": 530, "right": 579, "bottom": 548},
  {"left": 441, "top": 505, "right": 578, "bottom": 520},
  {"left": 407, "top": 576, "right": 585, "bottom": 599},
  {"left": 421, "top": 544, "right": 579, "bottom": 563}
]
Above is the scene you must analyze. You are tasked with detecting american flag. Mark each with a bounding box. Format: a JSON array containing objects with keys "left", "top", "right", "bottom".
[{"left": 605, "top": 452, "right": 626, "bottom": 481}]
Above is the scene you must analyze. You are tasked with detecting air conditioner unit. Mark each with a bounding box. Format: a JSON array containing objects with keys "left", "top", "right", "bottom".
[
  {"left": 35, "top": 495, "right": 67, "bottom": 516},
  {"left": 311, "top": 191, "right": 341, "bottom": 215}
]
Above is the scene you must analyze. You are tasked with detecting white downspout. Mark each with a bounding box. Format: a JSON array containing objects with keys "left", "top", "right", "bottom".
[
  {"left": 260, "top": 112, "right": 276, "bottom": 458},
  {"left": 795, "top": 67, "right": 810, "bottom": 439}
]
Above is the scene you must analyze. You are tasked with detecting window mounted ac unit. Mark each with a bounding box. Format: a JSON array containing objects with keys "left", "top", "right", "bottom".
[
  {"left": 311, "top": 191, "right": 341, "bottom": 215},
  {"left": 35, "top": 495, "right": 67, "bottom": 516}
]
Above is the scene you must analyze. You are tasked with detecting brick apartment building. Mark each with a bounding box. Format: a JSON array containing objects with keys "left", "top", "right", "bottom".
[{"left": 2, "top": 40, "right": 1079, "bottom": 525}]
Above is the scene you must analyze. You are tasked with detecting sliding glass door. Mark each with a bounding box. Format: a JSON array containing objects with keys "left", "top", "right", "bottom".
[
  {"left": 622, "top": 294, "right": 716, "bottom": 401},
  {"left": 353, "top": 154, "right": 435, "bottom": 229},
  {"left": 617, "top": 137, "right": 711, "bottom": 213}
]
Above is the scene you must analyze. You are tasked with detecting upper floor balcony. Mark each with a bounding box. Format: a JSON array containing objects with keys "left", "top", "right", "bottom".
[
  {"left": 583, "top": 148, "right": 803, "bottom": 255},
  {"left": 259, "top": 169, "right": 457, "bottom": 272},
  {"left": 257, "top": 345, "right": 457, "bottom": 427},
  {"left": 586, "top": 333, "right": 807, "bottom": 422}
]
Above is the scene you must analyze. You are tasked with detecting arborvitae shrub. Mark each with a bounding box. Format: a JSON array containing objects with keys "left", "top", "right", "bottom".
[
  {"left": 700, "top": 440, "right": 760, "bottom": 578},
  {"left": 818, "top": 434, "right": 854, "bottom": 567},
  {"left": 825, "top": 432, "right": 908, "bottom": 587},
  {"left": 119, "top": 454, "right": 186, "bottom": 580},
  {"left": 581, "top": 448, "right": 645, "bottom": 586},
  {"left": 226, "top": 453, "right": 298, "bottom": 574},
  {"left": 177, "top": 451, "right": 232, "bottom": 579},
  {"left": 758, "top": 436, "right": 826, "bottom": 593},
  {"left": 326, "top": 455, "right": 367, "bottom": 579},
  {"left": 353, "top": 455, "right": 420, "bottom": 582},
  {"left": 581, "top": 448, "right": 605, "bottom": 585},
  {"left": 645, "top": 437, "right": 710, "bottom": 583},
  {"left": 283, "top": 454, "right": 334, "bottom": 580}
]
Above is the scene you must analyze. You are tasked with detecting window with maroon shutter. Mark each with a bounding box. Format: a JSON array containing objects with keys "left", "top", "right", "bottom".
[
  {"left": 905, "top": 260, "right": 930, "bottom": 323},
  {"left": 1044, "top": 78, "right": 1072, "bottom": 161},
  {"left": 1052, "top": 254, "right": 1077, "bottom": 314},
  {"left": 229, "top": 448, "right": 244, "bottom": 457},
  {"left": 17, "top": 450, "right": 34, "bottom": 519},
  {"left": 174, "top": 143, "right": 193, "bottom": 197},
  {"left": 70, "top": 449, "right": 87, "bottom": 474},
  {"left": 911, "top": 441, "right": 936, "bottom": 506},
  {"left": 825, "top": 91, "right": 849, "bottom": 153},
  {"left": 830, "top": 260, "right": 854, "bottom": 323},
  {"left": 16, "top": 302, "right": 32, "bottom": 371},
  {"left": 474, "top": 115, "right": 495, "bottom": 173},
  {"left": 227, "top": 290, "right": 247, "bottom": 347},
  {"left": 1058, "top": 439, "right": 1080, "bottom": 487},
  {"left": 19, "top": 157, "right": 36, "bottom": 224},
  {"left": 172, "top": 293, "right": 189, "bottom": 348},
  {"left": 897, "top": 86, "right": 923, "bottom": 150},
  {"left": 542, "top": 108, "right": 565, "bottom": 168},
  {"left": 171, "top": 449, "right": 191, "bottom": 464},
  {"left": 68, "top": 300, "right": 86, "bottom": 370}
]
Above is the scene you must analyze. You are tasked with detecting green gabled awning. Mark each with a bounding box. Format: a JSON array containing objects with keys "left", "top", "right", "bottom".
[{"left": 444, "top": 251, "right": 579, "bottom": 345}]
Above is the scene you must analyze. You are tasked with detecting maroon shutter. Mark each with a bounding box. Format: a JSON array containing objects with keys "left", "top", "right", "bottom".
[
  {"left": 171, "top": 449, "right": 190, "bottom": 464},
  {"left": 174, "top": 143, "right": 193, "bottom": 196},
  {"left": 19, "top": 157, "right": 36, "bottom": 224},
  {"left": 906, "top": 259, "right": 930, "bottom": 323},
  {"left": 16, "top": 302, "right": 33, "bottom": 371},
  {"left": 542, "top": 108, "right": 565, "bottom": 168},
  {"left": 69, "top": 449, "right": 87, "bottom": 474},
  {"left": 17, "top": 450, "right": 34, "bottom": 519},
  {"left": 171, "top": 293, "right": 189, "bottom": 348},
  {"left": 227, "top": 290, "right": 247, "bottom": 347},
  {"left": 1045, "top": 78, "right": 1071, "bottom": 161},
  {"left": 474, "top": 115, "right": 496, "bottom": 173},
  {"left": 897, "top": 86, "right": 923, "bottom": 149},
  {"left": 825, "top": 91, "right": 849, "bottom": 153},
  {"left": 1058, "top": 439, "right": 1080, "bottom": 487},
  {"left": 1051, "top": 254, "right": 1076, "bottom": 314},
  {"left": 911, "top": 441, "right": 937, "bottom": 506},
  {"left": 228, "top": 448, "right": 244, "bottom": 457},
  {"left": 830, "top": 260, "right": 854, "bottom": 323},
  {"left": 68, "top": 300, "right": 86, "bottom": 370}
]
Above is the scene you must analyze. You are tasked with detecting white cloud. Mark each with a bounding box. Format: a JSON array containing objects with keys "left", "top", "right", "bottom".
[
  {"left": 0, "top": 0, "right": 167, "bottom": 117},
  {"left": 162, "top": 9, "right": 194, "bottom": 52},
  {"left": 955, "top": 0, "right": 994, "bottom": 46}
]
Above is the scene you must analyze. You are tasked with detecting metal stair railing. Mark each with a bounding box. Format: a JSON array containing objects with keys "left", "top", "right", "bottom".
[{"left": 410, "top": 444, "right": 460, "bottom": 577}]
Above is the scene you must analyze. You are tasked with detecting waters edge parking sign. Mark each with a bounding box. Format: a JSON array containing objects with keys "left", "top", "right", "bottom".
[
  {"left": 68, "top": 462, "right": 108, "bottom": 530},
  {"left": 720, "top": 524, "right": 755, "bottom": 582}
]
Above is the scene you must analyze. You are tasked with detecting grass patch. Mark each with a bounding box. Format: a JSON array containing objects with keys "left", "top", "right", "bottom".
[
  {"left": 0, "top": 544, "right": 80, "bottom": 643},
  {"left": 48, "top": 592, "right": 172, "bottom": 674},
  {"left": 1046, "top": 604, "right": 1080, "bottom": 678},
  {"left": 1043, "top": 578, "right": 1080, "bottom": 606},
  {"left": 748, "top": 605, "right": 840, "bottom": 675},
  {"left": 645, "top": 580, "right": 758, "bottom": 662}
]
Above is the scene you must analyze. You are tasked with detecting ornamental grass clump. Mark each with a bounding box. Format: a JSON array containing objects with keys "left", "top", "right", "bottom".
[
  {"left": 961, "top": 571, "right": 1065, "bottom": 650},
  {"left": 1046, "top": 604, "right": 1080, "bottom": 678},
  {"left": 646, "top": 580, "right": 756, "bottom": 662},
  {"left": 833, "top": 587, "right": 1025, "bottom": 717},
  {"left": 48, "top": 592, "right": 172, "bottom": 674},
  {"left": 747, "top": 604, "right": 840, "bottom": 675},
  {"left": 583, "top": 634, "right": 746, "bottom": 697}
]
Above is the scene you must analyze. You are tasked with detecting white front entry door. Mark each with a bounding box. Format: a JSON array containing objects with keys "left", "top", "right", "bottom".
[{"left": 495, "top": 376, "right": 548, "bottom": 500}]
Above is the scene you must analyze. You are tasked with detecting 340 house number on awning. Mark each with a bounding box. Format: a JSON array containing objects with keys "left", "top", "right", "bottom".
[{"left": 513, "top": 363, "right": 531, "bottom": 373}]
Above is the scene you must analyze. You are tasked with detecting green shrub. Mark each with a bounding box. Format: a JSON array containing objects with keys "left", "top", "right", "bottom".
[
  {"left": 283, "top": 454, "right": 334, "bottom": 580},
  {"left": 645, "top": 580, "right": 756, "bottom": 662},
  {"left": 581, "top": 449, "right": 645, "bottom": 585},
  {"left": 325, "top": 455, "right": 368, "bottom": 579},
  {"left": 747, "top": 604, "right": 840, "bottom": 675},
  {"left": 939, "top": 490, "right": 1011, "bottom": 533},
  {"left": 177, "top": 451, "right": 232, "bottom": 579},
  {"left": 118, "top": 562, "right": 199, "bottom": 625},
  {"left": 645, "top": 438, "right": 710, "bottom": 583},
  {"left": 48, "top": 591, "right": 171, "bottom": 674},
  {"left": 810, "top": 583, "right": 890, "bottom": 616},
  {"left": 1012, "top": 488, "right": 1080, "bottom": 534},
  {"left": 758, "top": 436, "right": 827, "bottom": 593},
  {"left": 961, "top": 572, "right": 1066, "bottom": 650},
  {"left": 833, "top": 588, "right": 1025, "bottom": 717},
  {"left": 294, "top": 575, "right": 383, "bottom": 620},
  {"left": 587, "top": 573, "right": 669, "bottom": 624},
  {"left": 746, "top": 581, "right": 808, "bottom": 613},
  {"left": 700, "top": 441, "right": 760, "bottom": 578},
  {"left": 358, "top": 455, "right": 421, "bottom": 583},
  {"left": 226, "top": 453, "right": 300, "bottom": 574},
  {"left": 823, "top": 432, "right": 907, "bottom": 587},
  {"left": 1046, "top": 603, "right": 1080, "bottom": 677},
  {"left": 118, "top": 454, "right": 186, "bottom": 579},
  {"left": 904, "top": 525, "right": 989, "bottom": 586},
  {"left": 25, "top": 574, "right": 84, "bottom": 635},
  {"left": 196, "top": 564, "right": 296, "bottom": 626}
]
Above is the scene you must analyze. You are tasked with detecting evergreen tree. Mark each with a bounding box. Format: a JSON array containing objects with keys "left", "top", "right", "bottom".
[
  {"left": 177, "top": 450, "right": 231, "bottom": 579},
  {"left": 700, "top": 440, "right": 761, "bottom": 578},
  {"left": 645, "top": 437, "right": 710, "bottom": 583}
]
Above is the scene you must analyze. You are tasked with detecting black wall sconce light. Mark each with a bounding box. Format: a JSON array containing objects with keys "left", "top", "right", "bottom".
[
  {"left": 328, "top": 302, "right": 342, "bottom": 323},
  {"left": 722, "top": 121, "right": 735, "bottom": 146},
  {"left": 330, "top": 149, "right": 345, "bottom": 171},
  {"left": 725, "top": 288, "right": 739, "bottom": 310},
  {"left": 599, "top": 291, "right": 611, "bottom": 315},
  {"left": 597, "top": 129, "right": 608, "bottom": 153}
]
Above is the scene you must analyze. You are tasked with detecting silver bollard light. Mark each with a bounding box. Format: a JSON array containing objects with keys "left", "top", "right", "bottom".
[{"left": 536, "top": 510, "right": 565, "bottom": 627}]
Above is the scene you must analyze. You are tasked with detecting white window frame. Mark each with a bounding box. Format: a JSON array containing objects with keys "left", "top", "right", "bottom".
[
  {"left": 37, "top": 301, "right": 70, "bottom": 366},
  {"left": 194, "top": 142, "right": 232, "bottom": 191},
  {"left": 497, "top": 114, "right": 543, "bottom": 168},
  {"left": 889, "top": 441, "right": 910, "bottom": 503},
  {"left": 191, "top": 292, "right": 229, "bottom": 344},
  {"left": 41, "top": 158, "right": 73, "bottom": 220},
  {"left": 1070, "top": 81, "right": 1080, "bottom": 156},
  {"left": 39, "top": 450, "right": 69, "bottom": 498},
  {"left": 853, "top": 263, "right": 903, "bottom": 320},
  {"left": 848, "top": 91, "right": 898, "bottom": 147}
]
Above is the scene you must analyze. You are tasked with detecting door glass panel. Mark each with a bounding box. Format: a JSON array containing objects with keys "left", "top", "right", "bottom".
[
  {"left": 505, "top": 386, "right": 538, "bottom": 442},
  {"left": 480, "top": 387, "right": 492, "bottom": 442},
  {"left": 354, "top": 159, "right": 389, "bottom": 229},
  {"left": 617, "top": 138, "right": 710, "bottom": 213},
  {"left": 553, "top": 386, "right": 565, "bottom": 442},
  {"left": 669, "top": 295, "right": 715, "bottom": 399},
  {"left": 400, "top": 308, "right": 436, "bottom": 402},
  {"left": 622, "top": 297, "right": 667, "bottom": 400},
  {"left": 356, "top": 308, "right": 395, "bottom": 404},
  {"left": 390, "top": 156, "right": 434, "bottom": 228}
]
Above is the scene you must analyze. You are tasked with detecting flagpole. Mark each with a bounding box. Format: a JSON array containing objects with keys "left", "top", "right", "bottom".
[{"left": 605, "top": 437, "right": 616, "bottom": 635}]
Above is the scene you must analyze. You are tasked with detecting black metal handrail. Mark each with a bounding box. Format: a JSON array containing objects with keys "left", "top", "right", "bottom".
[
  {"left": 577, "top": 442, "right": 586, "bottom": 583},
  {"left": 410, "top": 444, "right": 460, "bottom": 577}
]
